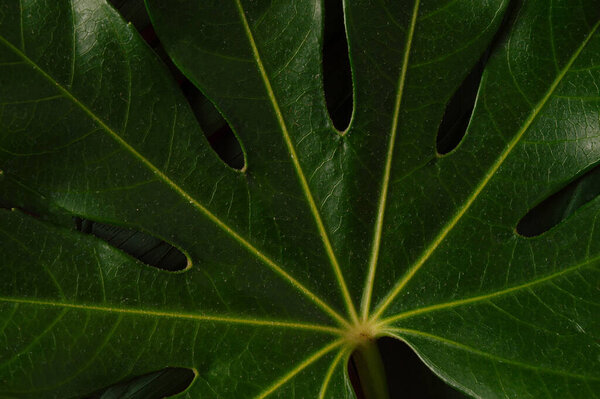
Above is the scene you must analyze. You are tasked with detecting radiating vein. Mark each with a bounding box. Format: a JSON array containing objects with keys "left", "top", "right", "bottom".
[
  {"left": 0, "top": 33, "right": 347, "bottom": 327},
  {"left": 382, "top": 253, "right": 600, "bottom": 324},
  {"left": 371, "top": 20, "right": 600, "bottom": 322},
  {"left": 233, "top": 0, "right": 357, "bottom": 322},
  {"left": 388, "top": 328, "right": 600, "bottom": 380},
  {"left": 0, "top": 296, "right": 343, "bottom": 335},
  {"left": 255, "top": 339, "right": 343, "bottom": 399},
  {"left": 360, "top": 0, "right": 420, "bottom": 321},
  {"left": 318, "top": 348, "right": 347, "bottom": 399}
]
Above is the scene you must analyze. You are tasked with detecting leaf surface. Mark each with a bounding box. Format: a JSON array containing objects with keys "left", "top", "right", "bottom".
[{"left": 0, "top": 0, "right": 599, "bottom": 397}]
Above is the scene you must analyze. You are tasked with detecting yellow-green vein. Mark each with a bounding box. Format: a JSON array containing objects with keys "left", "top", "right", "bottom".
[
  {"left": 370, "top": 20, "right": 600, "bottom": 322},
  {"left": 0, "top": 33, "right": 347, "bottom": 328},
  {"left": 255, "top": 339, "right": 344, "bottom": 399},
  {"left": 361, "top": 0, "right": 421, "bottom": 321},
  {"left": 381, "top": 253, "right": 600, "bottom": 325},
  {"left": 0, "top": 296, "right": 343, "bottom": 335},
  {"left": 318, "top": 348, "right": 348, "bottom": 399},
  {"left": 234, "top": 0, "right": 358, "bottom": 323}
]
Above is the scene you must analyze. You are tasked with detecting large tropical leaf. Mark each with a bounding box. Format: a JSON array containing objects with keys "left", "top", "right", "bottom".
[{"left": 0, "top": 0, "right": 599, "bottom": 397}]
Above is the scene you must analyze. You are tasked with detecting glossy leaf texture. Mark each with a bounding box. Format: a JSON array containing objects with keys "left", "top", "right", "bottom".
[{"left": 0, "top": 0, "right": 599, "bottom": 398}]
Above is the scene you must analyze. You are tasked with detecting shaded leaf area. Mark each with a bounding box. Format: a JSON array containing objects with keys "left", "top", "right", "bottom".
[
  {"left": 517, "top": 163, "right": 600, "bottom": 237},
  {"left": 109, "top": 0, "right": 245, "bottom": 171},
  {"left": 0, "top": 173, "right": 73, "bottom": 228},
  {"left": 85, "top": 368, "right": 195, "bottom": 399},
  {"left": 75, "top": 218, "right": 188, "bottom": 272},
  {"left": 435, "top": 58, "right": 484, "bottom": 155},
  {"left": 435, "top": 0, "right": 518, "bottom": 156}
]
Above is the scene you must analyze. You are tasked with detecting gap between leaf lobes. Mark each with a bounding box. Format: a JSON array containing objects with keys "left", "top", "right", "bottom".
[{"left": 4, "top": 0, "right": 598, "bottom": 397}]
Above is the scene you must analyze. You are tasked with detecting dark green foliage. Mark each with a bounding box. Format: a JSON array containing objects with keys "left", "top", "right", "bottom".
[{"left": 0, "top": 1, "right": 599, "bottom": 398}]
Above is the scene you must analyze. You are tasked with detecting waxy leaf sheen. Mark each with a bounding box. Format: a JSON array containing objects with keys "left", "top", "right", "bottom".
[{"left": 0, "top": 0, "right": 599, "bottom": 397}]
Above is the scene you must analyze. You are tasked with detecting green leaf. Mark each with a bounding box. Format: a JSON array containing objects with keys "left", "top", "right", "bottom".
[
  {"left": 87, "top": 367, "right": 195, "bottom": 399},
  {"left": 0, "top": 0, "right": 598, "bottom": 397}
]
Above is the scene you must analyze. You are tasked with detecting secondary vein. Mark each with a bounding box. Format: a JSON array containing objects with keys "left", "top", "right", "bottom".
[
  {"left": 360, "top": 0, "right": 421, "bottom": 321},
  {"left": 318, "top": 348, "right": 347, "bottom": 399},
  {"left": 0, "top": 296, "right": 343, "bottom": 335},
  {"left": 370, "top": 20, "right": 600, "bottom": 322},
  {"left": 234, "top": 0, "right": 358, "bottom": 322},
  {"left": 0, "top": 33, "right": 347, "bottom": 328},
  {"left": 255, "top": 339, "right": 344, "bottom": 399},
  {"left": 381, "top": 253, "right": 600, "bottom": 324}
]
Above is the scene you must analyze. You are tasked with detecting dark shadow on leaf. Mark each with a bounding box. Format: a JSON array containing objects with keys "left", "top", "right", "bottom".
[
  {"left": 349, "top": 338, "right": 469, "bottom": 399},
  {"left": 84, "top": 367, "right": 195, "bottom": 399},
  {"left": 436, "top": 0, "right": 520, "bottom": 155},
  {"left": 0, "top": 173, "right": 76, "bottom": 228},
  {"left": 517, "top": 164, "right": 600, "bottom": 237},
  {"left": 109, "top": 0, "right": 245, "bottom": 171},
  {"left": 75, "top": 218, "right": 188, "bottom": 272},
  {"left": 436, "top": 57, "right": 486, "bottom": 155},
  {"left": 109, "top": 0, "right": 150, "bottom": 30},
  {"left": 181, "top": 81, "right": 245, "bottom": 170},
  {"left": 323, "top": 0, "right": 353, "bottom": 131}
]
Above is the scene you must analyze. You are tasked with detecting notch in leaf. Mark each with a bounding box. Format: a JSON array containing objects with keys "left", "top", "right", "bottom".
[
  {"left": 435, "top": 57, "right": 485, "bottom": 155},
  {"left": 75, "top": 218, "right": 189, "bottom": 271},
  {"left": 110, "top": 0, "right": 246, "bottom": 171},
  {"left": 182, "top": 82, "right": 246, "bottom": 171},
  {"left": 322, "top": 0, "right": 353, "bottom": 131},
  {"left": 86, "top": 367, "right": 195, "bottom": 399},
  {"left": 436, "top": 1, "right": 518, "bottom": 155},
  {"left": 517, "top": 164, "right": 600, "bottom": 237}
]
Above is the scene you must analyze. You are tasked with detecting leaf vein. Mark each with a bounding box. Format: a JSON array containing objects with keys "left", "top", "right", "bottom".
[
  {"left": 255, "top": 339, "right": 343, "bottom": 399},
  {"left": 0, "top": 33, "right": 347, "bottom": 327},
  {"left": 233, "top": 0, "right": 357, "bottom": 322},
  {"left": 371, "top": 20, "right": 600, "bottom": 322},
  {"left": 382, "top": 253, "right": 600, "bottom": 324},
  {"left": 0, "top": 296, "right": 343, "bottom": 335},
  {"left": 361, "top": 0, "right": 421, "bottom": 321}
]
